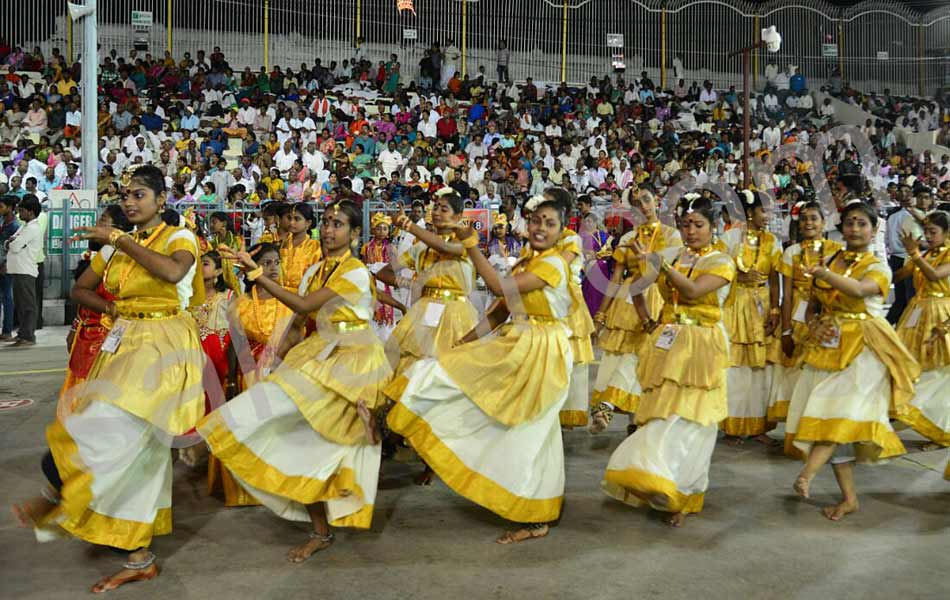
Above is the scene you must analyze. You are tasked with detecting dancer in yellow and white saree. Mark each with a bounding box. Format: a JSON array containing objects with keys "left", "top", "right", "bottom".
[
  {"left": 204, "top": 202, "right": 392, "bottom": 563},
  {"left": 602, "top": 195, "right": 735, "bottom": 528},
  {"left": 13, "top": 166, "right": 206, "bottom": 593},
  {"left": 591, "top": 187, "right": 681, "bottom": 433},
  {"left": 893, "top": 211, "right": 950, "bottom": 449},
  {"left": 766, "top": 201, "right": 842, "bottom": 457},
  {"left": 787, "top": 201, "right": 919, "bottom": 521},
  {"left": 387, "top": 200, "right": 573, "bottom": 544}
]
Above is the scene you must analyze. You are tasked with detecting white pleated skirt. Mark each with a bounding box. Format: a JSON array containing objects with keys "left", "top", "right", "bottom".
[
  {"left": 603, "top": 415, "right": 717, "bottom": 514},
  {"left": 199, "top": 382, "right": 380, "bottom": 528},
  {"left": 39, "top": 401, "right": 173, "bottom": 550},
  {"left": 721, "top": 365, "right": 773, "bottom": 436},
  {"left": 591, "top": 351, "right": 642, "bottom": 414},
  {"left": 786, "top": 348, "right": 905, "bottom": 463},
  {"left": 767, "top": 363, "right": 801, "bottom": 422},
  {"left": 387, "top": 357, "right": 569, "bottom": 524},
  {"left": 902, "top": 366, "right": 950, "bottom": 446},
  {"left": 560, "top": 363, "right": 590, "bottom": 427}
]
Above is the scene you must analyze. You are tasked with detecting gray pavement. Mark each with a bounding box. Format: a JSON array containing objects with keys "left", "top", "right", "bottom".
[{"left": 1, "top": 327, "right": 948, "bottom": 599}]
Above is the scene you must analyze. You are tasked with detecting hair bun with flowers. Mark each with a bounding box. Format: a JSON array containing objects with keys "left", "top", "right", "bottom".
[{"left": 524, "top": 194, "right": 546, "bottom": 212}]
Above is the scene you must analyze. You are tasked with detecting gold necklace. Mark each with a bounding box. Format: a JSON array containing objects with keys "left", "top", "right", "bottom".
[{"left": 106, "top": 222, "right": 167, "bottom": 294}]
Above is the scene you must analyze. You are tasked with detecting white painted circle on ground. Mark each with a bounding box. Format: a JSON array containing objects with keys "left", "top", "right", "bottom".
[{"left": 0, "top": 398, "right": 34, "bottom": 411}]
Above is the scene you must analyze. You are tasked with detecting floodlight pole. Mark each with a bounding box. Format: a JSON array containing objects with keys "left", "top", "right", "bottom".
[{"left": 730, "top": 40, "right": 765, "bottom": 190}]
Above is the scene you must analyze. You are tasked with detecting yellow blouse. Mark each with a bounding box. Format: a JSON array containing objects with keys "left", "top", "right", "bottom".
[
  {"left": 509, "top": 248, "right": 572, "bottom": 319},
  {"left": 778, "top": 239, "right": 845, "bottom": 296},
  {"left": 804, "top": 252, "right": 891, "bottom": 371},
  {"left": 399, "top": 234, "right": 474, "bottom": 294},
  {"left": 557, "top": 229, "right": 584, "bottom": 286},
  {"left": 615, "top": 222, "right": 682, "bottom": 278},
  {"left": 656, "top": 247, "right": 737, "bottom": 326},
  {"left": 280, "top": 236, "right": 323, "bottom": 291},
  {"left": 91, "top": 223, "right": 204, "bottom": 315},
  {"left": 725, "top": 228, "right": 781, "bottom": 286},
  {"left": 911, "top": 245, "right": 950, "bottom": 297},
  {"left": 299, "top": 251, "right": 374, "bottom": 325},
  {"left": 235, "top": 288, "right": 294, "bottom": 345}
]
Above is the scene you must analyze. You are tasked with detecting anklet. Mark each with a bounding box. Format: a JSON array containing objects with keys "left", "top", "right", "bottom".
[
  {"left": 309, "top": 531, "right": 335, "bottom": 543},
  {"left": 525, "top": 522, "right": 547, "bottom": 530},
  {"left": 40, "top": 487, "right": 60, "bottom": 505},
  {"left": 123, "top": 551, "right": 156, "bottom": 570}
]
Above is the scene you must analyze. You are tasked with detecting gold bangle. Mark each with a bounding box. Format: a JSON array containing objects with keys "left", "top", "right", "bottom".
[
  {"left": 769, "top": 307, "right": 781, "bottom": 316},
  {"left": 461, "top": 236, "right": 479, "bottom": 249},
  {"left": 909, "top": 252, "right": 921, "bottom": 261},
  {"left": 109, "top": 230, "right": 128, "bottom": 246},
  {"left": 245, "top": 266, "right": 264, "bottom": 281}
]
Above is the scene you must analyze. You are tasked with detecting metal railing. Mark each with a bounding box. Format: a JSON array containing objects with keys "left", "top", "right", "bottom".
[{"left": 4, "top": 1, "right": 948, "bottom": 96}]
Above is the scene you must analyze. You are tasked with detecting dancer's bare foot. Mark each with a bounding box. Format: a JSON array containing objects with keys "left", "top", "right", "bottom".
[
  {"left": 357, "top": 399, "right": 380, "bottom": 445},
  {"left": 496, "top": 524, "right": 549, "bottom": 544},
  {"left": 178, "top": 444, "right": 207, "bottom": 467},
  {"left": 921, "top": 442, "right": 942, "bottom": 452},
  {"left": 821, "top": 499, "right": 859, "bottom": 521},
  {"left": 793, "top": 473, "right": 812, "bottom": 499},
  {"left": 752, "top": 433, "right": 779, "bottom": 447},
  {"left": 90, "top": 551, "right": 159, "bottom": 593},
  {"left": 664, "top": 512, "right": 686, "bottom": 527},
  {"left": 724, "top": 435, "right": 745, "bottom": 447},
  {"left": 11, "top": 494, "right": 56, "bottom": 527},
  {"left": 287, "top": 532, "right": 334, "bottom": 563},
  {"left": 588, "top": 403, "right": 613, "bottom": 435},
  {"left": 413, "top": 467, "right": 434, "bottom": 486}
]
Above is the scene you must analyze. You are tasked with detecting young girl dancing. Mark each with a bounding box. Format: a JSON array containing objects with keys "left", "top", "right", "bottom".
[
  {"left": 602, "top": 195, "right": 735, "bottom": 527},
  {"left": 204, "top": 201, "right": 391, "bottom": 562},
  {"left": 387, "top": 199, "right": 574, "bottom": 544},
  {"left": 786, "top": 200, "right": 919, "bottom": 521}
]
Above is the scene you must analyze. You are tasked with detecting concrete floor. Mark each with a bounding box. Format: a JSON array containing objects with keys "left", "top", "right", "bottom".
[{"left": 1, "top": 327, "right": 948, "bottom": 600}]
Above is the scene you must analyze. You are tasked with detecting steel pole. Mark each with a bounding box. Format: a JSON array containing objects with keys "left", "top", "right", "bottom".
[{"left": 742, "top": 48, "right": 751, "bottom": 190}]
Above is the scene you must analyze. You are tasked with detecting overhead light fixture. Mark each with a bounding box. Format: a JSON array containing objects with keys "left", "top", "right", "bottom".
[
  {"left": 761, "top": 26, "right": 782, "bottom": 53},
  {"left": 67, "top": 1, "right": 95, "bottom": 20}
]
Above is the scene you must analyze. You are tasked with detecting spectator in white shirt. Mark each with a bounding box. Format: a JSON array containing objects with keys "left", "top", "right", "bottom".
[
  {"left": 762, "top": 120, "right": 781, "bottom": 150},
  {"left": 699, "top": 81, "right": 718, "bottom": 105},
  {"left": 5, "top": 195, "right": 42, "bottom": 345},
  {"left": 417, "top": 111, "right": 437, "bottom": 139},
  {"left": 378, "top": 141, "right": 404, "bottom": 176},
  {"left": 272, "top": 140, "right": 298, "bottom": 176}
]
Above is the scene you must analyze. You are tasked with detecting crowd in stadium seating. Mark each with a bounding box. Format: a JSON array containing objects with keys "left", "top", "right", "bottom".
[{"left": 0, "top": 40, "right": 948, "bottom": 243}]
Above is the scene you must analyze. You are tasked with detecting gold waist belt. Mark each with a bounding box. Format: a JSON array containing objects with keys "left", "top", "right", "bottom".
[
  {"left": 919, "top": 292, "right": 948, "bottom": 299},
  {"left": 664, "top": 311, "right": 718, "bottom": 327},
  {"left": 511, "top": 314, "right": 560, "bottom": 325},
  {"left": 117, "top": 307, "right": 181, "bottom": 320},
  {"left": 832, "top": 311, "right": 868, "bottom": 321},
  {"left": 422, "top": 288, "right": 468, "bottom": 302},
  {"left": 330, "top": 321, "right": 370, "bottom": 332}
]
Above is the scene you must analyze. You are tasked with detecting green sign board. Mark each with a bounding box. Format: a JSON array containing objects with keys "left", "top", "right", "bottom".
[
  {"left": 131, "top": 10, "right": 153, "bottom": 27},
  {"left": 48, "top": 210, "right": 97, "bottom": 256}
]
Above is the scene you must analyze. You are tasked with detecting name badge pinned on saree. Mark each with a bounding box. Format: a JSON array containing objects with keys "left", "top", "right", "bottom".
[
  {"left": 820, "top": 325, "right": 841, "bottom": 349},
  {"left": 423, "top": 301, "right": 446, "bottom": 327},
  {"left": 101, "top": 319, "right": 132, "bottom": 353},
  {"left": 655, "top": 324, "right": 680, "bottom": 350},
  {"left": 903, "top": 307, "right": 922, "bottom": 328},
  {"left": 792, "top": 300, "right": 808, "bottom": 323}
]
